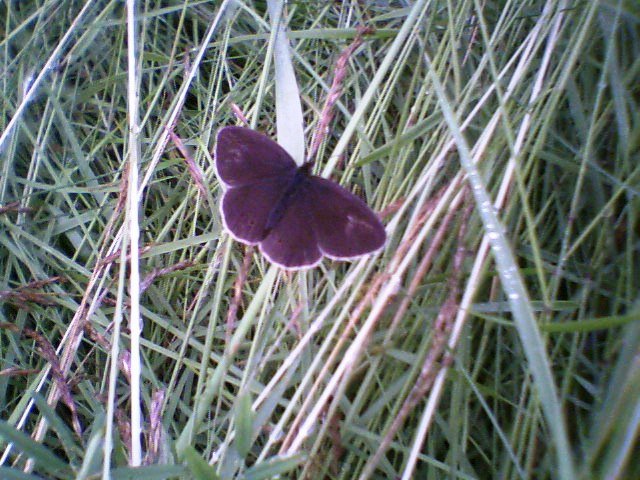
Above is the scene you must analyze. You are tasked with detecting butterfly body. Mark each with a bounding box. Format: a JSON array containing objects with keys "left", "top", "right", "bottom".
[
  {"left": 263, "top": 162, "right": 314, "bottom": 236},
  {"left": 215, "top": 126, "right": 385, "bottom": 269}
]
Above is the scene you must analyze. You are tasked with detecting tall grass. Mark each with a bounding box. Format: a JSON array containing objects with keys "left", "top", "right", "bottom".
[{"left": 0, "top": 1, "right": 638, "bottom": 479}]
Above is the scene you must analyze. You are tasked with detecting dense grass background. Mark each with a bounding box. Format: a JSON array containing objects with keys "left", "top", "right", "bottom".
[{"left": 0, "top": 1, "right": 638, "bottom": 479}]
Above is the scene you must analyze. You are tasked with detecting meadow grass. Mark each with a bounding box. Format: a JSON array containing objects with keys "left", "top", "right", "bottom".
[{"left": 0, "top": 1, "right": 638, "bottom": 479}]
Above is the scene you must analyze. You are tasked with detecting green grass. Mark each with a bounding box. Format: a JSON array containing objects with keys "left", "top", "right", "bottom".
[{"left": 1, "top": 1, "right": 639, "bottom": 479}]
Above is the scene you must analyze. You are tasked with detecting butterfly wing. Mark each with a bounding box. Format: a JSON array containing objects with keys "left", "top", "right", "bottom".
[
  {"left": 215, "top": 126, "right": 386, "bottom": 268},
  {"left": 259, "top": 176, "right": 386, "bottom": 269},
  {"left": 215, "top": 126, "right": 297, "bottom": 188},
  {"left": 305, "top": 176, "right": 386, "bottom": 260},
  {"left": 259, "top": 191, "right": 323, "bottom": 269},
  {"left": 221, "top": 176, "right": 294, "bottom": 244},
  {"left": 215, "top": 127, "right": 298, "bottom": 243}
]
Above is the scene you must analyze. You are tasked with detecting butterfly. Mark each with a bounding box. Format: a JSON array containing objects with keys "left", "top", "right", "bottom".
[{"left": 215, "top": 126, "right": 386, "bottom": 269}]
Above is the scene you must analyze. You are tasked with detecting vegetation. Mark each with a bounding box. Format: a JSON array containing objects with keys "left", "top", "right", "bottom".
[{"left": 0, "top": 1, "right": 638, "bottom": 478}]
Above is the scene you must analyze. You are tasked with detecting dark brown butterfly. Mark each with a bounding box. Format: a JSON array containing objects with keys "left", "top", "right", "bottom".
[{"left": 215, "top": 127, "right": 386, "bottom": 269}]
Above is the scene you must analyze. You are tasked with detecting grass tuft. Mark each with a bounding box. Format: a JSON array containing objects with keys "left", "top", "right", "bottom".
[{"left": 0, "top": 1, "right": 638, "bottom": 479}]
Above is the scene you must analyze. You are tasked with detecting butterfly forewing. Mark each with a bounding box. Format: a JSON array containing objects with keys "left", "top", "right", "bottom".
[
  {"left": 216, "top": 126, "right": 297, "bottom": 187},
  {"left": 306, "top": 177, "right": 386, "bottom": 259}
]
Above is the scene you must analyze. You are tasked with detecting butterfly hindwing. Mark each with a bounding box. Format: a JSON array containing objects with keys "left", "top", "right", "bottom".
[
  {"left": 259, "top": 190, "right": 323, "bottom": 268},
  {"left": 221, "top": 175, "right": 294, "bottom": 244}
]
